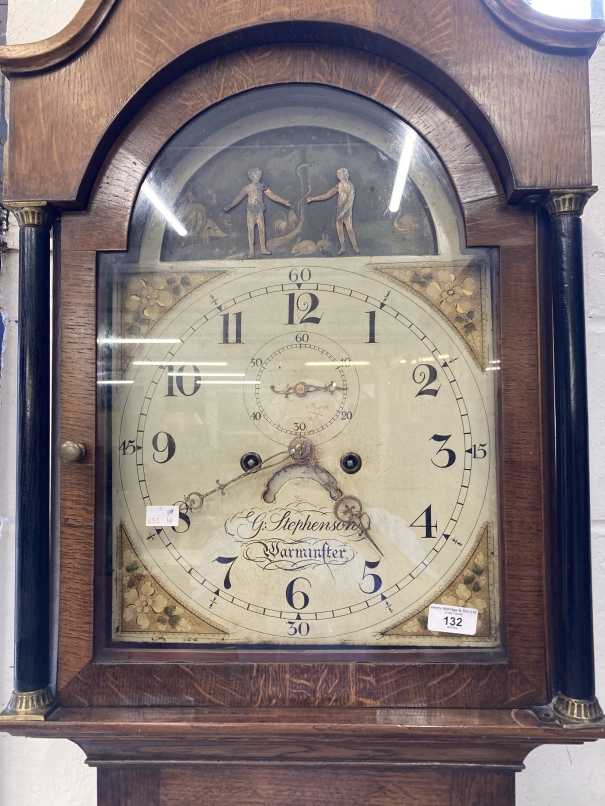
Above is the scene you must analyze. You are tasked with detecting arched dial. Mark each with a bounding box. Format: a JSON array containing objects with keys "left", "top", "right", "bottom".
[{"left": 113, "top": 261, "right": 497, "bottom": 646}]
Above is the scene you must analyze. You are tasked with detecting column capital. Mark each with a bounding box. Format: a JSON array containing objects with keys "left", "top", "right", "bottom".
[
  {"left": 7, "top": 201, "right": 56, "bottom": 229},
  {"left": 544, "top": 187, "right": 597, "bottom": 219}
]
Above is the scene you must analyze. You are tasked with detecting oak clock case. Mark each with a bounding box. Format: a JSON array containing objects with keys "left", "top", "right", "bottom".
[{"left": 97, "top": 86, "right": 500, "bottom": 653}]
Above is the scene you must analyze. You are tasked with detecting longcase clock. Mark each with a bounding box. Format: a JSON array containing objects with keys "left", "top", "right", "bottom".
[{"left": 1, "top": 1, "right": 604, "bottom": 804}]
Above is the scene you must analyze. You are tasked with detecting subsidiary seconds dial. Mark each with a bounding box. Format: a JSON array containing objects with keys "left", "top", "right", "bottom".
[{"left": 244, "top": 332, "right": 360, "bottom": 444}]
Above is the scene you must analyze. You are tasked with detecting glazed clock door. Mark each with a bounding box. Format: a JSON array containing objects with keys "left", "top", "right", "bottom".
[{"left": 97, "top": 85, "right": 500, "bottom": 653}]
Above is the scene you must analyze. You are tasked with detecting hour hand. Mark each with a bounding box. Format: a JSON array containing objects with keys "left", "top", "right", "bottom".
[
  {"left": 334, "top": 495, "right": 382, "bottom": 556},
  {"left": 270, "top": 380, "right": 344, "bottom": 398}
]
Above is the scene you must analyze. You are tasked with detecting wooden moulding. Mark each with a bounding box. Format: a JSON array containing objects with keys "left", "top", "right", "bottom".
[
  {"left": 0, "top": 0, "right": 119, "bottom": 74},
  {"left": 0, "top": 0, "right": 600, "bottom": 77},
  {"left": 53, "top": 46, "right": 548, "bottom": 710},
  {"left": 0, "top": 707, "right": 603, "bottom": 804},
  {"left": 481, "top": 0, "right": 605, "bottom": 50},
  {"left": 0, "top": 0, "right": 599, "bottom": 205}
]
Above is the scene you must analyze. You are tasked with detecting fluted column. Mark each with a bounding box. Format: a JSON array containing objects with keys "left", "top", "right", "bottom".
[
  {"left": 544, "top": 188, "right": 603, "bottom": 726},
  {"left": 0, "top": 202, "right": 56, "bottom": 720}
]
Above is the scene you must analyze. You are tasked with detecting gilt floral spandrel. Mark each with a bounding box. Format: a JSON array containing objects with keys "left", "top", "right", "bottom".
[
  {"left": 115, "top": 523, "right": 227, "bottom": 641},
  {"left": 382, "top": 522, "right": 498, "bottom": 644},
  {"left": 370, "top": 261, "right": 489, "bottom": 370},
  {"left": 112, "top": 268, "right": 228, "bottom": 373},
  {"left": 121, "top": 269, "right": 227, "bottom": 338}
]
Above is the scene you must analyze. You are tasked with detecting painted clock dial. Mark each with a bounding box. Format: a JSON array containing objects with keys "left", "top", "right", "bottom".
[{"left": 98, "top": 85, "right": 500, "bottom": 649}]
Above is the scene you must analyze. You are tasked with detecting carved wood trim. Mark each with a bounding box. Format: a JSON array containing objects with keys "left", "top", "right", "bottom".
[
  {"left": 481, "top": 0, "right": 605, "bottom": 50},
  {"left": 0, "top": 0, "right": 119, "bottom": 75},
  {"left": 0, "top": 0, "right": 600, "bottom": 78}
]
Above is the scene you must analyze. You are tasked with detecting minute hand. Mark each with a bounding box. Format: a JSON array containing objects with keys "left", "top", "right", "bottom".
[{"left": 270, "top": 380, "right": 344, "bottom": 398}]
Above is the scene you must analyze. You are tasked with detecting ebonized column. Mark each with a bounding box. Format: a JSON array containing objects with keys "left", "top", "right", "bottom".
[
  {"left": 0, "top": 202, "right": 56, "bottom": 720},
  {"left": 545, "top": 189, "right": 604, "bottom": 725}
]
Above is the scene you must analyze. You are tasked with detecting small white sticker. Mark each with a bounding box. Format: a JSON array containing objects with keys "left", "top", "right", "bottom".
[
  {"left": 427, "top": 604, "right": 478, "bottom": 635},
  {"left": 145, "top": 505, "right": 179, "bottom": 528}
]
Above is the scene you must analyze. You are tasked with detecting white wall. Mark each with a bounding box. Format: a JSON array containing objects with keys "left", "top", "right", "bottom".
[{"left": 0, "top": 2, "right": 604, "bottom": 803}]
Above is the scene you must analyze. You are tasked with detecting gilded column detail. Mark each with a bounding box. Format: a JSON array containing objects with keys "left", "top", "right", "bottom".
[
  {"left": 542, "top": 186, "right": 604, "bottom": 728},
  {"left": 0, "top": 201, "right": 57, "bottom": 721}
]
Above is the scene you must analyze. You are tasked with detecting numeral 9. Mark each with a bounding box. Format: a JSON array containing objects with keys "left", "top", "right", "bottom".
[{"left": 152, "top": 431, "right": 176, "bottom": 463}]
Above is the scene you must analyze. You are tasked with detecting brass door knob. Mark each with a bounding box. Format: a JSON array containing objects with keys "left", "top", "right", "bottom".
[{"left": 59, "top": 441, "right": 86, "bottom": 463}]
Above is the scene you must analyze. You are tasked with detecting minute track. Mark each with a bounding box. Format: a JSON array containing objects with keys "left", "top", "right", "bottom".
[{"left": 114, "top": 261, "right": 495, "bottom": 645}]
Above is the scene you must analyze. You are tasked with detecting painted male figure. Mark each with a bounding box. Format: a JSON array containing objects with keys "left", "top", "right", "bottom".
[
  {"left": 307, "top": 167, "right": 360, "bottom": 255},
  {"left": 225, "top": 168, "right": 292, "bottom": 258}
]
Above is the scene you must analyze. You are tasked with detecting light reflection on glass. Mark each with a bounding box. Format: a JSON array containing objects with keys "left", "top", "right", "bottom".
[
  {"left": 305, "top": 361, "right": 370, "bottom": 366},
  {"left": 141, "top": 182, "right": 188, "bottom": 236},
  {"left": 133, "top": 360, "right": 227, "bottom": 366},
  {"left": 168, "top": 372, "right": 244, "bottom": 377},
  {"left": 195, "top": 380, "right": 260, "bottom": 385},
  {"left": 389, "top": 129, "right": 417, "bottom": 213},
  {"left": 97, "top": 380, "right": 135, "bottom": 385},
  {"left": 98, "top": 338, "right": 182, "bottom": 344}
]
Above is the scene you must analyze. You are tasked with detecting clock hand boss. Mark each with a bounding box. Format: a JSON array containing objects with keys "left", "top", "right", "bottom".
[
  {"left": 262, "top": 437, "right": 342, "bottom": 503},
  {"left": 270, "top": 380, "right": 345, "bottom": 398}
]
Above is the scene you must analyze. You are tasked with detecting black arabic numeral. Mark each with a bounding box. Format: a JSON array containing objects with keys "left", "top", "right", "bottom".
[
  {"left": 411, "top": 505, "right": 438, "bottom": 538},
  {"left": 413, "top": 363, "right": 440, "bottom": 397},
  {"left": 286, "top": 577, "right": 311, "bottom": 610},
  {"left": 221, "top": 311, "right": 243, "bottom": 344},
  {"left": 466, "top": 442, "right": 487, "bottom": 459},
  {"left": 359, "top": 559, "right": 382, "bottom": 594},
  {"left": 152, "top": 431, "right": 176, "bottom": 464},
  {"left": 430, "top": 434, "right": 456, "bottom": 468},
  {"left": 167, "top": 365, "right": 201, "bottom": 397},
  {"left": 366, "top": 310, "right": 377, "bottom": 343},
  {"left": 287, "top": 620, "right": 310, "bottom": 636},
  {"left": 119, "top": 439, "right": 139, "bottom": 456},
  {"left": 286, "top": 292, "right": 322, "bottom": 325},
  {"left": 288, "top": 268, "right": 312, "bottom": 283},
  {"left": 214, "top": 556, "right": 238, "bottom": 589}
]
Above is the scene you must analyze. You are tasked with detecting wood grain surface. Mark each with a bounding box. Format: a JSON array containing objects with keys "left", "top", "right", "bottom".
[
  {"left": 0, "top": 0, "right": 119, "bottom": 73},
  {"left": 4, "top": 706, "right": 602, "bottom": 805},
  {"left": 54, "top": 47, "right": 549, "bottom": 710},
  {"left": 1, "top": 0, "right": 598, "bottom": 206},
  {"left": 481, "top": 0, "right": 605, "bottom": 49}
]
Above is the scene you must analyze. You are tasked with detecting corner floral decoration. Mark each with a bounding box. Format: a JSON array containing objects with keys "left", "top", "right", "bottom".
[
  {"left": 440, "top": 552, "right": 488, "bottom": 625},
  {"left": 122, "top": 550, "right": 192, "bottom": 632},
  {"left": 371, "top": 263, "right": 486, "bottom": 368},
  {"left": 425, "top": 270, "right": 476, "bottom": 315},
  {"left": 124, "top": 275, "right": 192, "bottom": 337}
]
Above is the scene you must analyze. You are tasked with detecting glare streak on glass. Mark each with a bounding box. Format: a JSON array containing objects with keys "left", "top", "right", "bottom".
[
  {"left": 97, "top": 338, "right": 182, "bottom": 344},
  {"left": 389, "top": 130, "right": 416, "bottom": 213},
  {"left": 195, "top": 380, "right": 261, "bottom": 385},
  {"left": 141, "top": 182, "right": 188, "bottom": 236},
  {"left": 133, "top": 360, "right": 228, "bottom": 366},
  {"left": 97, "top": 380, "right": 135, "bottom": 385},
  {"left": 167, "top": 372, "right": 245, "bottom": 377},
  {"left": 305, "top": 361, "right": 370, "bottom": 366}
]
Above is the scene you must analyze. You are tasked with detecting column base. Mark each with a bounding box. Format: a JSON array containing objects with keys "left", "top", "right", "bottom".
[
  {"left": 551, "top": 693, "right": 605, "bottom": 729},
  {"left": 0, "top": 686, "right": 56, "bottom": 721}
]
